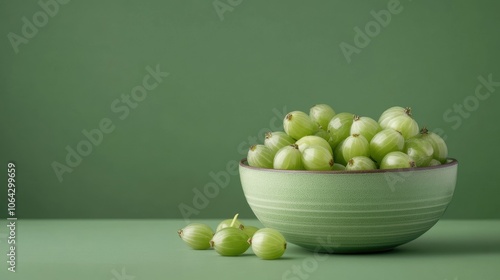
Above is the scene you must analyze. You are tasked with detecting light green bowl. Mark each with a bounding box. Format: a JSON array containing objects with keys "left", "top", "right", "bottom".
[{"left": 239, "top": 159, "right": 458, "bottom": 253}]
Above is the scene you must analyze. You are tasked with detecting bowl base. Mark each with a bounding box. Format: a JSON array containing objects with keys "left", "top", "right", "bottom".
[{"left": 299, "top": 244, "right": 400, "bottom": 254}]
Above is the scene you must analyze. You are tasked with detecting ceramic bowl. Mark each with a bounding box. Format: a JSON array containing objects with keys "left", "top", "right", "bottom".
[{"left": 239, "top": 159, "right": 458, "bottom": 253}]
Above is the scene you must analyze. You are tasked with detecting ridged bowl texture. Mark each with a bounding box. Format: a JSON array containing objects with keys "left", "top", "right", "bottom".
[{"left": 239, "top": 159, "right": 458, "bottom": 253}]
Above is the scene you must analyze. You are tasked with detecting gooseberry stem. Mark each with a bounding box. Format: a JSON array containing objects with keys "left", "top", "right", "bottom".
[
  {"left": 404, "top": 107, "right": 413, "bottom": 117},
  {"left": 230, "top": 213, "right": 239, "bottom": 228}
]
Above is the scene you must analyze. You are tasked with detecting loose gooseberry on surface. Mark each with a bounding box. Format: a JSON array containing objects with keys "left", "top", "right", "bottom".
[
  {"left": 295, "top": 135, "right": 333, "bottom": 154},
  {"left": 309, "top": 104, "right": 336, "bottom": 131},
  {"left": 369, "top": 128, "right": 405, "bottom": 163},
  {"left": 248, "top": 228, "right": 287, "bottom": 260},
  {"left": 216, "top": 214, "right": 244, "bottom": 232},
  {"left": 178, "top": 223, "right": 214, "bottom": 250},
  {"left": 210, "top": 227, "right": 250, "bottom": 256},
  {"left": 242, "top": 226, "right": 260, "bottom": 238}
]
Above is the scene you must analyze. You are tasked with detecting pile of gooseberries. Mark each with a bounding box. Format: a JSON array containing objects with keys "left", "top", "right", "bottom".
[
  {"left": 247, "top": 105, "right": 448, "bottom": 171},
  {"left": 178, "top": 214, "right": 286, "bottom": 260}
]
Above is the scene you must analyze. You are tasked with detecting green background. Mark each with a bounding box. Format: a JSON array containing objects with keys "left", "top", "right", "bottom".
[{"left": 1, "top": 0, "right": 499, "bottom": 219}]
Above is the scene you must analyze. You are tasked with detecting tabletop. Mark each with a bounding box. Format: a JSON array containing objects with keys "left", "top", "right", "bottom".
[{"left": 1, "top": 219, "right": 499, "bottom": 280}]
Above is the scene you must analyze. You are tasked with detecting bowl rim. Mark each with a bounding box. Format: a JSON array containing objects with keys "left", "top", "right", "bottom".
[{"left": 240, "top": 158, "right": 458, "bottom": 174}]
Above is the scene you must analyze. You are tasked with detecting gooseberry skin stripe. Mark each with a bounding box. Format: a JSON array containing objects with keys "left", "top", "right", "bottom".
[
  {"left": 369, "top": 128, "right": 405, "bottom": 164},
  {"left": 379, "top": 107, "right": 419, "bottom": 140},
  {"left": 351, "top": 115, "right": 381, "bottom": 142},
  {"left": 380, "top": 151, "right": 416, "bottom": 169},
  {"left": 273, "top": 144, "right": 304, "bottom": 170},
  {"left": 242, "top": 226, "right": 259, "bottom": 238},
  {"left": 346, "top": 156, "right": 377, "bottom": 171},
  {"left": 327, "top": 112, "right": 354, "bottom": 148},
  {"left": 247, "top": 145, "right": 274, "bottom": 169},
  {"left": 250, "top": 228, "right": 287, "bottom": 260},
  {"left": 341, "top": 134, "right": 370, "bottom": 163},
  {"left": 216, "top": 217, "right": 244, "bottom": 232},
  {"left": 265, "top": 131, "right": 295, "bottom": 154},
  {"left": 420, "top": 128, "right": 448, "bottom": 163},
  {"left": 296, "top": 135, "right": 333, "bottom": 154},
  {"left": 404, "top": 136, "right": 433, "bottom": 167},
  {"left": 178, "top": 223, "right": 214, "bottom": 250},
  {"left": 379, "top": 106, "right": 406, "bottom": 128},
  {"left": 309, "top": 104, "right": 336, "bottom": 132},
  {"left": 386, "top": 116, "right": 419, "bottom": 140},
  {"left": 284, "top": 111, "right": 318, "bottom": 140},
  {"left": 301, "top": 146, "right": 334, "bottom": 171},
  {"left": 211, "top": 227, "right": 250, "bottom": 256}
]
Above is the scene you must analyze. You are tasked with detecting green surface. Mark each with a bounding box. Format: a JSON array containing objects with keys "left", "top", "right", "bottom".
[
  {"left": 1, "top": 219, "right": 499, "bottom": 280},
  {"left": 1, "top": 0, "right": 500, "bottom": 219}
]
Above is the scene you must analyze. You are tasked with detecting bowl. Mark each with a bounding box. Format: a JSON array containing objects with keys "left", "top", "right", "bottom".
[{"left": 239, "top": 159, "right": 458, "bottom": 253}]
